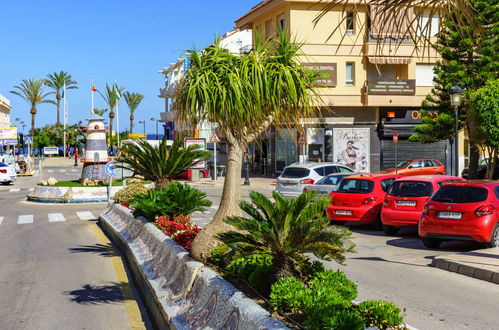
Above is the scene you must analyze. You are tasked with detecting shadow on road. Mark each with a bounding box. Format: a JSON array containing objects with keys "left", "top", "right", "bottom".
[
  {"left": 69, "top": 243, "right": 116, "bottom": 257},
  {"left": 350, "top": 256, "right": 428, "bottom": 268},
  {"left": 65, "top": 282, "right": 126, "bottom": 304}
]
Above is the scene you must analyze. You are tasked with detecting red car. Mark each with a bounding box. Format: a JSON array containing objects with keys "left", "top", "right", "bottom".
[
  {"left": 381, "top": 159, "right": 445, "bottom": 176},
  {"left": 419, "top": 181, "right": 499, "bottom": 248},
  {"left": 381, "top": 175, "right": 465, "bottom": 235},
  {"left": 173, "top": 169, "right": 209, "bottom": 180},
  {"left": 326, "top": 174, "right": 402, "bottom": 228}
]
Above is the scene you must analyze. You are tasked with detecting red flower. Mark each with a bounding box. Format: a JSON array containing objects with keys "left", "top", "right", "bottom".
[{"left": 154, "top": 215, "right": 201, "bottom": 251}]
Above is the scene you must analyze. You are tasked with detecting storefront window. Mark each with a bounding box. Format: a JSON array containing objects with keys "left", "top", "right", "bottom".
[{"left": 276, "top": 129, "right": 297, "bottom": 172}]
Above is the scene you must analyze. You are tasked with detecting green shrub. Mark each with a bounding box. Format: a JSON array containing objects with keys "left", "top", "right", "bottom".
[
  {"left": 305, "top": 306, "right": 365, "bottom": 330},
  {"left": 113, "top": 184, "right": 150, "bottom": 204},
  {"left": 129, "top": 182, "right": 212, "bottom": 220},
  {"left": 308, "top": 270, "right": 358, "bottom": 303},
  {"left": 226, "top": 254, "right": 273, "bottom": 292},
  {"left": 357, "top": 300, "right": 405, "bottom": 329},
  {"left": 300, "top": 259, "right": 327, "bottom": 281},
  {"left": 210, "top": 244, "right": 231, "bottom": 268},
  {"left": 269, "top": 277, "right": 305, "bottom": 313}
]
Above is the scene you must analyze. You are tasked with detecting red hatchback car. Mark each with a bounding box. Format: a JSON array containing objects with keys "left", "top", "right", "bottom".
[
  {"left": 419, "top": 181, "right": 499, "bottom": 248},
  {"left": 326, "top": 174, "right": 402, "bottom": 228},
  {"left": 381, "top": 159, "right": 445, "bottom": 176},
  {"left": 381, "top": 175, "right": 464, "bottom": 235}
]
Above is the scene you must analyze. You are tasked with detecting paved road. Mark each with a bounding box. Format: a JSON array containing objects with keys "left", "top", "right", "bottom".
[{"left": 0, "top": 170, "right": 151, "bottom": 329}]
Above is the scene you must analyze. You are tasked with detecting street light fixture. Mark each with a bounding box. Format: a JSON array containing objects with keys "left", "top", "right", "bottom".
[
  {"left": 138, "top": 120, "right": 146, "bottom": 136},
  {"left": 151, "top": 117, "right": 159, "bottom": 140},
  {"left": 448, "top": 83, "right": 465, "bottom": 177}
]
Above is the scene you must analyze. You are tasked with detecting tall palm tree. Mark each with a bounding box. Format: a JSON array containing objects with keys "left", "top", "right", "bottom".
[
  {"left": 43, "top": 71, "right": 78, "bottom": 125},
  {"left": 98, "top": 84, "right": 125, "bottom": 148},
  {"left": 175, "top": 31, "right": 320, "bottom": 260},
  {"left": 93, "top": 108, "right": 107, "bottom": 117},
  {"left": 123, "top": 92, "right": 144, "bottom": 134},
  {"left": 10, "top": 79, "right": 55, "bottom": 142}
]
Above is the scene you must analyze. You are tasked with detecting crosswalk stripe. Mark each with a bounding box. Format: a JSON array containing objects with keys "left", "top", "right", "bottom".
[
  {"left": 9, "top": 189, "right": 20, "bottom": 192},
  {"left": 59, "top": 169, "right": 66, "bottom": 173},
  {"left": 48, "top": 213, "right": 66, "bottom": 222},
  {"left": 47, "top": 170, "right": 54, "bottom": 173},
  {"left": 76, "top": 211, "right": 95, "bottom": 220},
  {"left": 18, "top": 215, "right": 33, "bottom": 224},
  {"left": 0, "top": 217, "right": 3, "bottom": 225}
]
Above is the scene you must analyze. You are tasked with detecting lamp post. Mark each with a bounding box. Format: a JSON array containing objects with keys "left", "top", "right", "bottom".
[
  {"left": 138, "top": 120, "right": 146, "bottom": 136},
  {"left": 449, "top": 84, "right": 465, "bottom": 177},
  {"left": 244, "top": 151, "right": 250, "bottom": 185},
  {"left": 151, "top": 117, "right": 159, "bottom": 140}
]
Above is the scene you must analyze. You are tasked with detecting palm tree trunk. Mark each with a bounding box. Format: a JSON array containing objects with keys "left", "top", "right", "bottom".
[
  {"left": 56, "top": 90, "right": 61, "bottom": 125},
  {"left": 130, "top": 114, "right": 134, "bottom": 134},
  {"left": 30, "top": 106, "right": 36, "bottom": 156},
  {"left": 190, "top": 140, "right": 245, "bottom": 260}
]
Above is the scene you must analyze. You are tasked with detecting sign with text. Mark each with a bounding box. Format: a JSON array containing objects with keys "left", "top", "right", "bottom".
[
  {"left": 0, "top": 127, "right": 17, "bottom": 140},
  {"left": 367, "top": 79, "right": 416, "bottom": 95},
  {"left": 303, "top": 63, "right": 337, "bottom": 87},
  {"left": 185, "top": 138, "right": 206, "bottom": 169},
  {"left": 43, "top": 147, "right": 59, "bottom": 155},
  {"left": 0, "top": 139, "right": 17, "bottom": 146}
]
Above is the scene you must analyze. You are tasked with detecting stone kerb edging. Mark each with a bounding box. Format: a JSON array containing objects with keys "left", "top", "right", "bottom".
[{"left": 99, "top": 203, "right": 288, "bottom": 330}]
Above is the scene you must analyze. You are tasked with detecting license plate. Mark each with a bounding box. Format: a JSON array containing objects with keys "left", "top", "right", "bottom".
[
  {"left": 396, "top": 200, "right": 416, "bottom": 206},
  {"left": 438, "top": 211, "right": 462, "bottom": 219},
  {"left": 336, "top": 210, "right": 352, "bottom": 215},
  {"left": 280, "top": 181, "right": 296, "bottom": 186}
]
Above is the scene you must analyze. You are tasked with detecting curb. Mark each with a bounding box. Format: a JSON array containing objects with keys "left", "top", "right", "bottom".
[
  {"left": 432, "top": 256, "right": 499, "bottom": 284},
  {"left": 99, "top": 203, "right": 288, "bottom": 329}
]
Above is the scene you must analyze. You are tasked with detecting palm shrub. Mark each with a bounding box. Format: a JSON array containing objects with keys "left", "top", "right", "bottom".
[
  {"left": 217, "top": 190, "right": 355, "bottom": 281},
  {"left": 129, "top": 182, "right": 212, "bottom": 220},
  {"left": 118, "top": 137, "right": 210, "bottom": 190}
]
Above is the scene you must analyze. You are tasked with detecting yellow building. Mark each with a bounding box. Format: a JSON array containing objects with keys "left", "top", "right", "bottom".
[{"left": 236, "top": 0, "right": 451, "bottom": 174}]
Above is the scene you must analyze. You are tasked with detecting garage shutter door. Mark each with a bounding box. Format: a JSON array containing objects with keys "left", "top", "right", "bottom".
[{"left": 381, "top": 140, "right": 447, "bottom": 170}]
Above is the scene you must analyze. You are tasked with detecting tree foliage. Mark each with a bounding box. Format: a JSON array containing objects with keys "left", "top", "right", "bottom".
[
  {"left": 43, "top": 71, "right": 78, "bottom": 125},
  {"left": 123, "top": 91, "right": 144, "bottom": 134},
  {"left": 98, "top": 84, "right": 126, "bottom": 147},
  {"left": 32, "top": 123, "right": 83, "bottom": 149}
]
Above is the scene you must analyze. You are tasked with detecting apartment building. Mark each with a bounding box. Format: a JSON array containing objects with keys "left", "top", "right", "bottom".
[
  {"left": 235, "top": 0, "right": 448, "bottom": 174},
  {"left": 0, "top": 94, "right": 11, "bottom": 128}
]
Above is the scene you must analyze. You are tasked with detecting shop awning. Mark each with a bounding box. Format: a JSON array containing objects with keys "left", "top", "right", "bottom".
[{"left": 368, "top": 56, "right": 412, "bottom": 65}]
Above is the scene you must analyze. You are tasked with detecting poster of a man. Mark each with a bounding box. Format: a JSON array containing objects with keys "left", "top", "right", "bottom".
[{"left": 333, "top": 128, "right": 370, "bottom": 172}]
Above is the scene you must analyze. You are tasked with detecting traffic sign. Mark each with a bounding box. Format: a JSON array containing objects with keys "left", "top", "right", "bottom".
[
  {"left": 105, "top": 161, "right": 115, "bottom": 176},
  {"left": 392, "top": 132, "right": 399, "bottom": 144},
  {"left": 209, "top": 132, "right": 221, "bottom": 143},
  {"left": 24, "top": 136, "right": 33, "bottom": 145}
]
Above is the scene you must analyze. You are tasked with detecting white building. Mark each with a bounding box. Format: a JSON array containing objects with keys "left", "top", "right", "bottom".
[{"left": 0, "top": 94, "right": 11, "bottom": 127}]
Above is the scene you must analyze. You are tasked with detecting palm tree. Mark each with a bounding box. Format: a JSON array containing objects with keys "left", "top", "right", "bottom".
[
  {"left": 123, "top": 92, "right": 144, "bottom": 134},
  {"left": 43, "top": 71, "right": 78, "bottom": 125},
  {"left": 10, "top": 79, "right": 55, "bottom": 143},
  {"left": 117, "top": 137, "right": 210, "bottom": 189},
  {"left": 175, "top": 31, "right": 319, "bottom": 260},
  {"left": 93, "top": 108, "right": 107, "bottom": 117},
  {"left": 218, "top": 191, "right": 355, "bottom": 280},
  {"left": 98, "top": 84, "right": 125, "bottom": 148}
]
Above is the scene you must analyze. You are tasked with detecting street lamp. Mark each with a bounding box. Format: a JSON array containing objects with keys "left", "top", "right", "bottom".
[
  {"left": 151, "top": 117, "right": 159, "bottom": 140},
  {"left": 449, "top": 83, "right": 465, "bottom": 177},
  {"left": 138, "top": 120, "right": 146, "bottom": 136}
]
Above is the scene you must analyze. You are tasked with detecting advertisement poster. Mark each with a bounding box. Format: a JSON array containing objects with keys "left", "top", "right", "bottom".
[{"left": 333, "top": 128, "right": 370, "bottom": 172}]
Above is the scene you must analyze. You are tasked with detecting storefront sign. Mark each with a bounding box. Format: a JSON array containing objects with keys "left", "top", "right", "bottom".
[
  {"left": 333, "top": 128, "right": 370, "bottom": 172},
  {"left": 367, "top": 79, "right": 416, "bottom": 95},
  {"left": 0, "top": 127, "right": 17, "bottom": 140},
  {"left": 303, "top": 63, "right": 337, "bottom": 87},
  {"left": 382, "top": 108, "right": 438, "bottom": 124},
  {"left": 0, "top": 139, "right": 17, "bottom": 146}
]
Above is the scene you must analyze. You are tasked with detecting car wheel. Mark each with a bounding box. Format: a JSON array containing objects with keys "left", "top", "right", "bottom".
[
  {"left": 484, "top": 225, "right": 499, "bottom": 248},
  {"left": 422, "top": 237, "right": 442, "bottom": 248},
  {"left": 382, "top": 224, "right": 399, "bottom": 236}
]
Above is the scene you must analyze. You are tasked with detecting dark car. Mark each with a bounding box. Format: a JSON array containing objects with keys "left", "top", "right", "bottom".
[{"left": 461, "top": 159, "right": 499, "bottom": 180}]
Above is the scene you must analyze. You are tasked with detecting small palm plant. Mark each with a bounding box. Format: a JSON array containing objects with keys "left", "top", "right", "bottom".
[
  {"left": 118, "top": 137, "right": 211, "bottom": 190},
  {"left": 218, "top": 191, "right": 355, "bottom": 281}
]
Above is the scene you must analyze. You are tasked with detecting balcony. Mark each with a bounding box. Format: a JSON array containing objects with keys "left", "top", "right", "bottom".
[
  {"left": 160, "top": 111, "right": 176, "bottom": 123},
  {"left": 158, "top": 83, "right": 179, "bottom": 98}
]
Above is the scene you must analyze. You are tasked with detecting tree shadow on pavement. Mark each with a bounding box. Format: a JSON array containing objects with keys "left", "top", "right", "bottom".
[
  {"left": 350, "top": 256, "right": 427, "bottom": 268},
  {"left": 64, "top": 282, "right": 126, "bottom": 304},
  {"left": 69, "top": 243, "right": 116, "bottom": 257}
]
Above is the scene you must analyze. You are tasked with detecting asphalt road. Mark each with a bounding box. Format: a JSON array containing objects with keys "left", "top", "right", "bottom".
[{"left": 0, "top": 169, "right": 151, "bottom": 329}]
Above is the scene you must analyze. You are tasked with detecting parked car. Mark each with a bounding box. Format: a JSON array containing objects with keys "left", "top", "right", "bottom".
[
  {"left": 419, "top": 181, "right": 499, "bottom": 248},
  {"left": 380, "top": 175, "right": 465, "bottom": 235},
  {"left": 0, "top": 162, "right": 17, "bottom": 185},
  {"left": 381, "top": 159, "right": 445, "bottom": 176},
  {"left": 326, "top": 173, "right": 402, "bottom": 228},
  {"left": 275, "top": 162, "right": 354, "bottom": 198},
  {"left": 173, "top": 169, "right": 209, "bottom": 180},
  {"left": 0, "top": 154, "right": 20, "bottom": 173},
  {"left": 303, "top": 173, "right": 359, "bottom": 196},
  {"left": 461, "top": 158, "right": 499, "bottom": 180}
]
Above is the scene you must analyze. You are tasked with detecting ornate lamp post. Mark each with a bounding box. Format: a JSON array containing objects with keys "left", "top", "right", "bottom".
[{"left": 448, "top": 84, "right": 465, "bottom": 176}]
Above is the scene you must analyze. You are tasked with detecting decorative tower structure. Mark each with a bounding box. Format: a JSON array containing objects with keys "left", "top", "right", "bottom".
[{"left": 81, "top": 118, "right": 111, "bottom": 180}]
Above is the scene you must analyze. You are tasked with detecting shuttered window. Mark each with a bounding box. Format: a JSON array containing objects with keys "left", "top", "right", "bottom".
[{"left": 416, "top": 63, "right": 436, "bottom": 86}]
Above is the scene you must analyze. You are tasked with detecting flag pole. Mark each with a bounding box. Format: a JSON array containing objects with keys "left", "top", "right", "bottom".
[
  {"left": 91, "top": 80, "right": 94, "bottom": 114},
  {"left": 63, "top": 83, "right": 67, "bottom": 157}
]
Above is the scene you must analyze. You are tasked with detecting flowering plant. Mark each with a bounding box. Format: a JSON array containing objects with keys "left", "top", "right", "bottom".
[{"left": 155, "top": 215, "right": 200, "bottom": 251}]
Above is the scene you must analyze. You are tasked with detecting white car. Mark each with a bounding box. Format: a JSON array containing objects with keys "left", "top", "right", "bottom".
[
  {"left": 0, "top": 162, "right": 17, "bottom": 185},
  {"left": 275, "top": 162, "right": 354, "bottom": 198}
]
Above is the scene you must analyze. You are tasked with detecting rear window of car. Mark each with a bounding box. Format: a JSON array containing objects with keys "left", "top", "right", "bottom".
[
  {"left": 389, "top": 181, "right": 433, "bottom": 197},
  {"left": 281, "top": 167, "right": 310, "bottom": 178},
  {"left": 431, "top": 186, "right": 488, "bottom": 203},
  {"left": 431, "top": 160, "right": 442, "bottom": 166},
  {"left": 336, "top": 179, "right": 374, "bottom": 194}
]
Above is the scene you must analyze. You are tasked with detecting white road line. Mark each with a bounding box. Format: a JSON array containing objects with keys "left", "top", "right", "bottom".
[
  {"left": 48, "top": 213, "right": 66, "bottom": 222},
  {"left": 18, "top": 215, "right": 33, "bottom": 224},
  {"left": 47, "top": 170, "right": 54, "bottom": 173},
  {"left": 29, "top": 188, "right": 35, "bottom": 192},
  {"left": 76, "top": 211, "right": 95, "bottom": 220},
  {"left": 59, "top": 169, "right": 66, "bottom": 173},
  {"left": 9, "top": 189, "right": 20, "bottom": 192},
  {"left": 0, "top": 217, "right": 3, "bottom": 225}
]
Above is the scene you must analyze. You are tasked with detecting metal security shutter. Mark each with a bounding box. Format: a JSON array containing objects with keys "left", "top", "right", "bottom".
[{"left": 381, "top": 139, "right": 447, "bottom": 170}]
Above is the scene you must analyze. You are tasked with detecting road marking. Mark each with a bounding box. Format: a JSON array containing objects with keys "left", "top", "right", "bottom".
[
  {"left": 9, "top": 189, "right": 20, "bottom": 192},
  {"left": 59, "top": 169, "right": 66, "bottom": 173},
  {"left": 76, "top": 211, "right": 95, "bottom": 220},
  {"left": 29, "top": 188, "right": 35, "bottom": 192},
  {"left": 47, "top": 170, "right": 54, "bottom": 173},
  {"left": 18, "top": 215, "right": 33, "bottom": 224},
  {"left": 0, "top": 217, "right": 3, "bottom": 225},
  {"left": 48, "top": 213, "right": 66, "bottom": 222},
  {"left": 83, "top": 221, "right": 145, "bottom": 329}
]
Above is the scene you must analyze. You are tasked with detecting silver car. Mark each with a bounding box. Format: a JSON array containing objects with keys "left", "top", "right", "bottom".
[
  {"left": 303, "top": 173, "right": 359, "bottom": 197},
  {"left": 275, "top": 162, "right": 354, "bottom": 198}
]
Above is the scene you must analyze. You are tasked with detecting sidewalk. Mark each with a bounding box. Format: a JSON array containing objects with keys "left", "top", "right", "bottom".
[
  {"left": 432, "top": 247, "right": 499, "bottom": 284},
  {"left": 188, "top": 176, "right": 276, "bottom": 190},
  {"left": 38, "top": 157, "right": 79, "bottom": 167}
]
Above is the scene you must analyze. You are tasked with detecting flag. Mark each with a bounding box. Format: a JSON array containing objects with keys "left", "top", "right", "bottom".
[
  {"left": 61, "top": 90, "right": 65, "bottom": 98},
  {"left": 91, "top": 83, "right": 97, "bottom": 92},
  {"left": 114, "top": 84, "right": 121, "bottom": 99}
]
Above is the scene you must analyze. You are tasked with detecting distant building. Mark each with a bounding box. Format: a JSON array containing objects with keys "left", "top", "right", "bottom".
[{"left": 0, "top": 94, "right": 11, "bottom": 127}]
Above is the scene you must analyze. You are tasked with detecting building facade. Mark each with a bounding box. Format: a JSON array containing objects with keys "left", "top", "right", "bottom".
[
  {"left": 0, "top": 94, "right": 11, "bottom": 128},
  {"left": 235, "top": 0, "right": 453, "bottom": 175}
]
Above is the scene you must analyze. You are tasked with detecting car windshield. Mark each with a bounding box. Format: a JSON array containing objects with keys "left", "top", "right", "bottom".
[
  {"left": 336, "top": 179, "right": 374, "bottom": 194},
  {"left": 316, "top": 175, "right": 345, "bottom": 186},
  {"left": 396, "top": 160, "right": 411, "bottom": 168},
  {"left": 389, "top": 181, "right": 433, "bottom": 197},
  {"left": 281, "top": 167, "right": 310, "bottom": 178},
  {"left": 432, "top": 186, "right": 488, "bottom": 203}
]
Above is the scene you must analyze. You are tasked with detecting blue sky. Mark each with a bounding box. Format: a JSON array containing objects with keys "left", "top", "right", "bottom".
[{"left": 0, "top": 0, "right": 260, "bottom": 134}]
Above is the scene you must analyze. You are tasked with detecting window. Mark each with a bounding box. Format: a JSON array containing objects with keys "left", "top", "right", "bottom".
[
  {"left": 417, "top": 14, "right": 439, "bottom": 37},
  {"left": 281, "top": 167, "right": 310, "bottom": 178},
  {"left": 416, "top": 64, "right": 436, "bottom": 86},
  {"left": 424, "top": 160, "right": 434, "bottom": 167},
  {"left": 314, "top": 167, "right": 325, "bottom": 176},
  {"left": 337, "top": 179, "right": 374, "bottom": 194},
  {"left": 389, "top": 181, "right": 433, "bottom": 197},
  {"left": 494, "top": 187, "right": 499, "bottom": 199},
  {"left": 338, "top": 166, "right": 354, "bottom": 173},
  {"left": 432, "top": 186, "right": 488, "bottom": 203},
  {"left": 324, "top": 166, "right": 338, "bottom": 175},
  {"left": 410, "top": 160, "right": 424, "bottom": 168},
  {"left": 431, "top": 160, "right": 442, "bottom": 167},
  {"left": 317, "top": 175, "right": 342, "bottom": 186},
  {"left": 346, "top": 12, "right": 355, "bottom": 35},
  {"left": 381, "top": 178, "right": 396, "bottom": 192},
  {"left": 346, "top": 62, "right": 355, "bottom": 86},
  {"left": 278, "top": 13, "right": 286, "bottom": 31}
]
